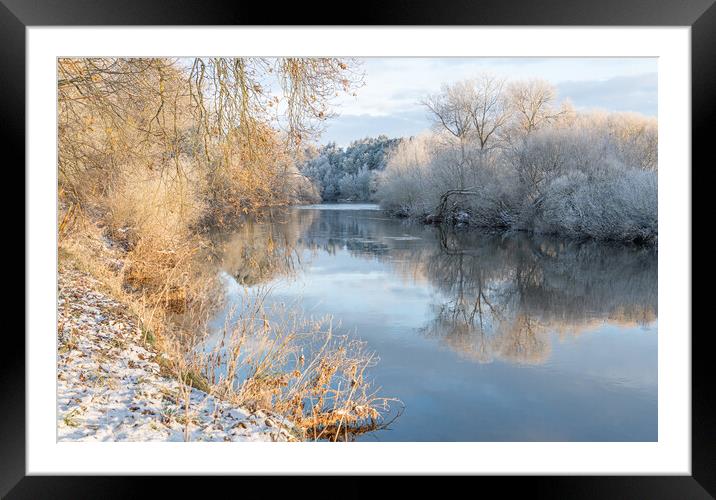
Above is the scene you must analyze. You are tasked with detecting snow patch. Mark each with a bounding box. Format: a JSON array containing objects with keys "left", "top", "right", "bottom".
[{"left": 57, "top": 268, "right": 296, "bottom": 442}]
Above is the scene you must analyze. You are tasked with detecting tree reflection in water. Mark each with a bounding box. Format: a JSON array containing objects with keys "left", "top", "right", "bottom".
[
  {"left": 214, "top": 206, "right": 657, "bottom": 366},
  {"left": 418, "top": 227, "right": 656, "bottom": 364}
]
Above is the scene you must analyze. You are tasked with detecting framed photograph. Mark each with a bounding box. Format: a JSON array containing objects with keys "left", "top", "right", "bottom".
[{"left": 9, "top": 0, "right": 710, "bottom": 495}]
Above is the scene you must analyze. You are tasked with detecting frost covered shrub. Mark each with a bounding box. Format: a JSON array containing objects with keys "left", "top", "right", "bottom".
[
  {"left": 459, "top": 167, "right": 521, "bottom": 228},
  {"left": 372, "top": 76, "right": 657, "bottom": 243},
  {"left": 537, "top": 169, "right": 657, "bottom": 242},
  {"left": 376, "top": 135, "right": 435, "bottom": 216},
  {"left": 377, "top": 118, "right": 658, "bottom": 241}
]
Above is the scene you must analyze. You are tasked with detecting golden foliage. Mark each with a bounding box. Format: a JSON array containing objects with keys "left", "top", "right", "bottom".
[{"left": 56, "top": 58, "right": 394, "bottom": 441}]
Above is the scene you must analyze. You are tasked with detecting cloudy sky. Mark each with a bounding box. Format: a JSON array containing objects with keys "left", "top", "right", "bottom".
[{"left": 320, "top": 58, "right": 657, "bottom": 146}]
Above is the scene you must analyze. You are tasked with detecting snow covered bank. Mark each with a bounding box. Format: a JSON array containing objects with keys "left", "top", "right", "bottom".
[{"left": 57, "top": 268, "right": 296, "bottom": 442}]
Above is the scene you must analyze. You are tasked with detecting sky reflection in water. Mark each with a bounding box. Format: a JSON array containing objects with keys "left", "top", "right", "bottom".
[{"left": 213, "top": 204, "right": 657, "bottom": 441}]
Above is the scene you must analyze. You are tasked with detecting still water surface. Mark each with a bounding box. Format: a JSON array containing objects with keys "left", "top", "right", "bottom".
[{"left": 212, "top": 204, "right": 657, "bottom": 441}]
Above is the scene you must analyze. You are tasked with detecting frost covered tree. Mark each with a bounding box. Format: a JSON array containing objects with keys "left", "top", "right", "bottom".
[
  {"left": 298, "top": 135, "right": 401, "bottom": 201},
  {"left": 465, "top": 74, "right": 511, "bottom": 151},
  {"left": 505, "top": 78, "right": 566, "bottom": 136},
  {"left": 375, "top": 73, "right": 658, "bottom": 244},
  {"left": 422, "top": 75, "right": 511, "bottom": 187}
]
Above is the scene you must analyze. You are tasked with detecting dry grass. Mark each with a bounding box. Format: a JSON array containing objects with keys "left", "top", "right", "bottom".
[
  {"left": 58, "top": 199, "right": 396, "bottom": 441},
  {"left": 186, "top": 288, "right": 398, "bottom": 441}
]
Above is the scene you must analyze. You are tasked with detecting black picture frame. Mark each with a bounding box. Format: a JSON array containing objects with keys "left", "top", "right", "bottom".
[{"left": 6, "top": 0, "right": 710, "bottom": 496}]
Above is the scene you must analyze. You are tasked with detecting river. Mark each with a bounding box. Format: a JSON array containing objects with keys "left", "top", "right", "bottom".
[{"left": 210, "top": 203, "right": 658, "bottom": 441}]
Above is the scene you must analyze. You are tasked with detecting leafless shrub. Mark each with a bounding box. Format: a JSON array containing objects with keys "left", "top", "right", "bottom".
[{"left": 195, "top": 289, "right": 397, "bottom": 441}]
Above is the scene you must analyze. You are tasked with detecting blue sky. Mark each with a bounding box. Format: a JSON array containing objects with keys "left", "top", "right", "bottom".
[{"left": 319, "top": 58, "right": 657, "bottom": 146}]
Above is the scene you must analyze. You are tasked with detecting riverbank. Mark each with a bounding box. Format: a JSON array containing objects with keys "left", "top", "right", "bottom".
[
  {"left": 57, "top": 266, "right": 297, "bottom": 442},
  {"left": 379, "top": 208, "right": 657, "bottom": 246}
]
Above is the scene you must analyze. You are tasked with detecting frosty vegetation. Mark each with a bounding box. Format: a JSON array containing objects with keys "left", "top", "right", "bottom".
[
  {"left": 373, "top": 75, "right": 658, "bottom": 243},
  {"left": 298, "top": 136, "right": 401, "bottom": 201}
]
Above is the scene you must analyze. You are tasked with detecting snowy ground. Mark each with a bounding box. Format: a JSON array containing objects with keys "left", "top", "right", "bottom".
[{"left": 57, "top": 267, "right": 296, "bottom": 442}]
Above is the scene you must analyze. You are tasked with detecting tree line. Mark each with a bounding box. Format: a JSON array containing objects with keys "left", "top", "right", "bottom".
[
  {"left": 297, "top": 136, "right": 401, "bottom": 202},
  {"left": 374, "top": 75, "right": 657, "bottom": 243}
]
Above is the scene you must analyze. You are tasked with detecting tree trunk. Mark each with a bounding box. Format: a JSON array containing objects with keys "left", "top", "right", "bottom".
[{"left": 428, "top": 188, "right": 480, "bottom": 223}]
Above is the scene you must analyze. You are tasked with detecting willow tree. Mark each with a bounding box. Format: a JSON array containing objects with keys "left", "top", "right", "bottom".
[{"left": 58, "top": 57, "right": 361, "bottom": 219}]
